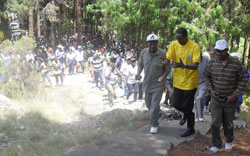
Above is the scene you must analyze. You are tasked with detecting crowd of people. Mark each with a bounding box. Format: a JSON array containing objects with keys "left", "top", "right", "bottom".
[{"left": 0, "top": 27, "right": 248, "bottom": 154}]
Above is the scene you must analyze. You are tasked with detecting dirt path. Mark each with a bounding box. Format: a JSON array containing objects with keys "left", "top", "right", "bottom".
[{"left": 52, "top": 72, "right": 147, "bottom": 119}]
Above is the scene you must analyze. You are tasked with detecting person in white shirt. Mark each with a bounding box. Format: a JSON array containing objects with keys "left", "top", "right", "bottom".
[
  {"left": 55, "top": 45, "right": 66, "bottom": 75},
  {"left": 39, "top": 60, "right": 52, "bottom": 87},
  {"left": 76, "top": 46, "right": 85, "bottom": 73},
  {"left": 104, "top": 59, "right": 120, "bottom": 106},
  {"left": 120, "top": 56, "right": 131, "bottom": 103},
  {"left": 125, "top": 58, "right": 138, "bottom": 103},
  {"left": 67, "top": 47, "right": 77, "bottom": 75}
]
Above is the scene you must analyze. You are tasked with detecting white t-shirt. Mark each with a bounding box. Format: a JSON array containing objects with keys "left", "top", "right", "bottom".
[
  {"left": 125, "top": 64, "right": 137, "bottom": 84},
  {"left": 76, "top": 50, "right": 84, "bottom": 62},
  {"left": 67, "top": 52, "right": 76, "bottom": 60}
]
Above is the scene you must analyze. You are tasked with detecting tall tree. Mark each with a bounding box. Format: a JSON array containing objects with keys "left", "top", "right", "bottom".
[
  {"left": 28, "top": 1, "right": 34, "bottom": 37},
  {"left": 76, "top": 0, "right": 82, "bottom": 35},
  {"left": 42, "top": 1, "right": 59, "bottom": 48}
]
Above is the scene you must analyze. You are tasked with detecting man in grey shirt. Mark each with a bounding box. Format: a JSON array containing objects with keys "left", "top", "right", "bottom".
[{"left": 136, "top": 34, "right": 170, "bottom": 134}]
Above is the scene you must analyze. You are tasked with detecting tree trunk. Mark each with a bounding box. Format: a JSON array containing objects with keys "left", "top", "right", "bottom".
[
  {"left": 72, "top": 0, "right": 76, "bottom": 34},
  {"left": 28, "top": 3, "right": 34, "bottom": 37},
  {"left": 242, "top": 37, "right": 248, "bottom": 64},
  {"left": 58, "top": 4, "right": 63, "bottom": 39},
  {"left": 103, "top": 13, "right": 108, "bottom": 50},
  {"left": 247, "top": 42, "right": 250, "bottom": 71},
  {"left": 230, "top": 37, "right": 234, "bottom": 51},
  {"left": 76, "top": 0, "right": 82, "bottom": 35},
  {"left": 37, "top": 4, "right": 41, "bottom": 39},
  {"left": 82, "top": 0, "right": 86, "bottom": 34},
  {"left": 50, "top": 22, "right": 56, "bottom": 49}
]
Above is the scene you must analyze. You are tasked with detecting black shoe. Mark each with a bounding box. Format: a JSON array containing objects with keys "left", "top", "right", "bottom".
[
  {"left": 179, "top": 118, "right": 186, "bottom": 126},
  {"left": 180, "top": 128, "right": 195, "bottom": 137}
]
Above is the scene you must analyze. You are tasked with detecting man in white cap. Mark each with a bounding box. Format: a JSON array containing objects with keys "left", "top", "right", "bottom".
[
  {"left": 204, "top": 40, "right": 247, "bottom": 153},
  {"left": 136, "top": 33, "right": 170, "bottom": 134}
]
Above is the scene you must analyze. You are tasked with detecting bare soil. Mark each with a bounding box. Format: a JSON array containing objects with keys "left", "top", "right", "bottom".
[{"left": 169, "top": 120, "right": 250, "bottom": 156}]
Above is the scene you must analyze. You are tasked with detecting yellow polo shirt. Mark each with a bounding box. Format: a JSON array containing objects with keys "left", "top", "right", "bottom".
[{"left": 166, "top": 40, "right": 200, "bottom": 90}]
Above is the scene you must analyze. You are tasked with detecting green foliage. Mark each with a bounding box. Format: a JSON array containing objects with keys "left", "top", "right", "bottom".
[
  {"left": 243, "top": 95, "right": 250, "bottom": 111},
  {"left": 0, "top": 37, "right": 40, "bottom": 99},
  {"left": 0, "top": 31, "right": 4, "bottom": 41},
  {"left": 6, "top": 0, "right": 29, "bottom": 19},
  {"left": 87, "top": 0, "right": 250, "bottom": 52},
  {"left": 0, "top": 37, "right": 36, "bottom": 56},
  {"left": 60, "top": 16, "right": 74, "bottom": 35}
]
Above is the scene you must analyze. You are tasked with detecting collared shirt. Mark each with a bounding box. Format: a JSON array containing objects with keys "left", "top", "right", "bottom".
[
  {"left": 138, "top": 47, "right": 170, "bottom": 93},
  {"left": 204, "top": 55, "right": 247, "bottom": 98}
]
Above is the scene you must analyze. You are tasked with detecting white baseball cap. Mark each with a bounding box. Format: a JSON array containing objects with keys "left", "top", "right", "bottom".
[
  {"left": 146, "top": 34, "right": 158, "bottom": 42},
  {"left": 214, "top": 40, "right": 228, "bottom": 50}
]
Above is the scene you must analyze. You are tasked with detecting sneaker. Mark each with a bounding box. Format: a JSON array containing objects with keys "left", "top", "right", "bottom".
[
  {"left": 225, "top": 142, "right": 232, "bottom": 150},
  {"left": 203, "top": 106, "right": 208, "bottom": 111},
  {"left": 195, "top": 118, "right": 199, "bottom": 122},
  {"left": 199, "top": 118, "right": 205, "bottom": 122},
  {"left": 209, "top": 146, "right": 222, "bottom": 153},
  {"left": 150, "top": 126, "right": 158, "bottom": 134},
  {"left": 124, "top": 99, "right": 128, "bottom": 105}
]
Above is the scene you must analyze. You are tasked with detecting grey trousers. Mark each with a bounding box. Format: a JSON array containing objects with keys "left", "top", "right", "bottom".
[
  {"left": 210, "top": 97, "right": 237, "bottom": 148},
  {"left": 145, "top": 91, "right": 163, "bottom": 127},
  {"left": 194, "top": 83, "right": 206, "bottom": 118}
]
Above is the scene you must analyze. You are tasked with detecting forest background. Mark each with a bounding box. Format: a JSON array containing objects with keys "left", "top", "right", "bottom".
[{"left": 0, "top": 0, "right": 249, "bottom": 64}]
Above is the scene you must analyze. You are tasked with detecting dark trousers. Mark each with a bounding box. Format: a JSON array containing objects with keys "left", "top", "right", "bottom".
[
  {"left": 54, "top": 73, "right": 63, "bottom": 85},
  {"left": 138, "top": 82, "right": 143, "bottom": 100},
  {"left": 172, "top": 87, "right": 197, "bottom": 129},
  {"left": 210, "top": 98, "right": 236, "bottom": 148},
  {"left": 93, "top": 69, "right": 104, "bottom": 88}
]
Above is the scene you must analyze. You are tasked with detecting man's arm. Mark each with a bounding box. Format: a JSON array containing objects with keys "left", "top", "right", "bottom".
[
  {"left": 157, "top": 65, "right": 170, "bottom": 82},
  {"left": 232, "top": 64, "right": 248, "bottom": 97},
  {"left": 136, "top": 66, "right": 143, "bottom": 80},
  {"left": 136, "top": 50, "right": 144, "bottom": 80}
]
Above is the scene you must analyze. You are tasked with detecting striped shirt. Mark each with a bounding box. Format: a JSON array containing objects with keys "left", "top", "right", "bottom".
[
  {"left": 204, "top": 55, "right": 247, "bottom": 98},
  {"left": 91, "top": 58, "right": 103, "bottom": 71}
]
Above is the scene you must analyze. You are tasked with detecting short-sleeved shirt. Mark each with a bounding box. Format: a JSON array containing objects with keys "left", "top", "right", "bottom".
[
  {"left": 138, "top": 47, "right": 169, "bottom": 93},
  {"left": 166, "top": 40, "right": 200, "bottom": 90},
  {"left": 125, "top": 64, "right": 137, "bottom": 84}
]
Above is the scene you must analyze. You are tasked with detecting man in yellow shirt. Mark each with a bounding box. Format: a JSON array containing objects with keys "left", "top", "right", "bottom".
[{"left": 162, "top": 27, "right": 200, "bottom": 137}]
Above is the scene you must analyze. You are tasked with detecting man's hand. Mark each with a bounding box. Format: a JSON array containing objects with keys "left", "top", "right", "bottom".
[
  {"left": 226, "top": 95, "right": 237, "bottom": 104},
  {"left": 160, "top": 59, "right": 169, "bottom": 67},
  {"left": 135, "top": 74, "right": 142, "bottom": 80},
  {"left": 157, "top": 76, "right": 164, "bottom": 83},
  {"left": 210, "top": 90, "right": 219, "bottom": 100},
  {"left": 173, "top": 58, "right": 185, "bottom": 68}
]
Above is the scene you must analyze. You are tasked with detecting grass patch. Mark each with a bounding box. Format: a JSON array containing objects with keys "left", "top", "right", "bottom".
[
  {"left": 239, "top": 111, "right": 250, "bottom": 121},
  {"left": 0, "top": 79, "right": 149, "bottom": 156}
]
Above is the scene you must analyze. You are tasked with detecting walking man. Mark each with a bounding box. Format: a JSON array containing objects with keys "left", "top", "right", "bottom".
[
  {"left": 162, "top": 27, "right": 201, "bottom": 137},
  {"left": 204, "top": 40, "right": 247, "bottom": 153},
  {"left": 136, "top": 34, "right": 170, "bottom": 134}
]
